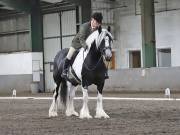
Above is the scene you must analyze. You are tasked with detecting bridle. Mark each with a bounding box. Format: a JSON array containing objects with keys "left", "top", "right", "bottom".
[
  {"left": 99, "top": 34, "right": 113, "bottom": 58},
  {"left": 83, "top": 31, "right": 113, "bottom": 71}
]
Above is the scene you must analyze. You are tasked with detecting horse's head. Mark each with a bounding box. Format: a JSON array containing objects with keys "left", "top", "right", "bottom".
[{"left": 96, "top": 26, "right": 113, "bottom": 61}]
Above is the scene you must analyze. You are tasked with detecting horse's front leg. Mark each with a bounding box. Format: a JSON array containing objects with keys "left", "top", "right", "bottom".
[
  {"left": 79, "top": 86, "right": 92, "bottom": 119},
  {"left": 95, "top": 83, "right": 110, "bottom": 119}
]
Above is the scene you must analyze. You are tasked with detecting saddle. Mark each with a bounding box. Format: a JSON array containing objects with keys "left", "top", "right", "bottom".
[{"left": 66, "top": 50, "right": 81, "bottom": 86}]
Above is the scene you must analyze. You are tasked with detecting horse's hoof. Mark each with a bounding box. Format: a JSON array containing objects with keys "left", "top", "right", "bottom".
[
  {"left": 79, "top": 114, "right": 92, "bottom": 119},
  {"left": 95, "top": 115, "right": 110, "bottom": 119},
  {"left": 95, "top": 112, "right": 110, "bottom": 119},
  {"left": 104, "top": 115, "right": 110, "bottom": 118},
  {"left": 49, "top": 112, "right": 58, "bottom": 117},
  {"left": 66, "top": 112, "right": 71, "bottom": 117},
  {"left": 79, "top": 116, "right": 92, "bottom": 119},
  {"left": 72, "top": 111, "right": 79, "bottom": 117},
  {"left": 66, "top": 111, "right": 79, "bottom": 117},
  {"left": 87, "top": 115, "right": 93, "bottom": 119},
  {"left": 94, "top": 115, "right": 100, "bottom": 118}
]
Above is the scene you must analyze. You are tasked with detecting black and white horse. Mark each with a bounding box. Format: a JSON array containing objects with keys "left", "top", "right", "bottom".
[{"left": 49, "top": 26, "right": 113, "bottom": 119}]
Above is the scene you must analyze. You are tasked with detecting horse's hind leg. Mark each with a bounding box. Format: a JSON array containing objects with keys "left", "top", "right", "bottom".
[
  {"left": 65, "top": 82, "right": 79, "bottom": 117},
  {"left": 49, "top": 82, "right": 60, "bottom": 117},
  {"left": 79, "top": 86, "right": 92, "bottom": 119},
  {"left": 95, "top": 83, "right": 110, "bottom": 119}
]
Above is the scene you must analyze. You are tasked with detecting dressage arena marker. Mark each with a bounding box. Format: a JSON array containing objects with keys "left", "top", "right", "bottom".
[{"left": 0, "top": 97, "right": 180, "bottom": 101}]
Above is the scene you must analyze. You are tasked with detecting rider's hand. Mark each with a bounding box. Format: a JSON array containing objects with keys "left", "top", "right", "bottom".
[{"left": 84, "top": 45, "right": 88, "bottom": 51}]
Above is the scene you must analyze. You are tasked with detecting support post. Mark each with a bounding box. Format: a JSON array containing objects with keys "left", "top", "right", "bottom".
[{"left": 141, "top": 0, "right": 156, "bottom": 67}]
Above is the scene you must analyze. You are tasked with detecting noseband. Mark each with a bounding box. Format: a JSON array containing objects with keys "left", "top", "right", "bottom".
[{"left": 101, "top": 46, "right": 112, "bottom": 54}]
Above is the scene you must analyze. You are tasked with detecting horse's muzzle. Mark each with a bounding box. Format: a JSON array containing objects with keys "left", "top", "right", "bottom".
[
  {"left": 105, "top": 56, "right": 112, "bottom": 61},
  {"left": 104, "top": 49, "right": 112, "bottom": 61}
]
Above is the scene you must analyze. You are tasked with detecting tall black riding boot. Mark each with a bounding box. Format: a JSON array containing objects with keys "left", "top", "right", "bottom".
[
  {"left": 61, "top": 58, "right": 71, "bottom": 79},
  {"left": 105, "top": 70, "right": 109, "bottom": 79}
]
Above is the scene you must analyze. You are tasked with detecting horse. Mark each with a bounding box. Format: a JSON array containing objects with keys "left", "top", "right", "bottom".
[{"left": 49, "top": 26, "right": 113, "bottom": 119}]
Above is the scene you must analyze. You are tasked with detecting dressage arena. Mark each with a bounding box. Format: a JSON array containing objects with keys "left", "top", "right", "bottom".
[
  {"left": 0, "top": 93, "right": 180, "bottom": 135},
  {"left": 1, "top": 0, "right": 180, "bottom": 135}
]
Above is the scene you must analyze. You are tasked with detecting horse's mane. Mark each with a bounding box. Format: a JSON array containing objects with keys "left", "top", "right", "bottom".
[{"left": 85, "top": 28, "right": 113, "bottom": 51}]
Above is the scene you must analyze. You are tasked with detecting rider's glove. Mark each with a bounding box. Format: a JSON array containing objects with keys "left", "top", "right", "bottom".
[{"left": 83, "top": 45, "right": 88, "bottom": 51}]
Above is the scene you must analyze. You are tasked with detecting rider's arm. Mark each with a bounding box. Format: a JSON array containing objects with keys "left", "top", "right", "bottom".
[{"left": 78, "top": 24, "right": 88, "bottom": 49}]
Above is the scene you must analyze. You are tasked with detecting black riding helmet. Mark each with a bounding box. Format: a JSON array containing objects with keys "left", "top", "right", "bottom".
[{"left": 91, "top": 12, "right": 103, "bottom": 24}]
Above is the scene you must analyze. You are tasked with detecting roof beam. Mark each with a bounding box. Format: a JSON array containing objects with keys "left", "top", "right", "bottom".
[{"left": 0, "top": 0, "right": 32, "bottom": 12}]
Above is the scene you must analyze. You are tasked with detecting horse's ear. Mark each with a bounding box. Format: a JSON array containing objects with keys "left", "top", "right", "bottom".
[
  {"left": 98, "top": 26, "right": 102, "bottom": 34},
  {"left": 107, "top": 26, "right": 111, "bottom": 32}
]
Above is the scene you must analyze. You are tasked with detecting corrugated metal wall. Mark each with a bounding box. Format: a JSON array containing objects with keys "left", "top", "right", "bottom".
[
  {"left": 43, "top": 10, "right": 76, "bottom": 91},
  {"left": 43, "top": 13, "right": 61, "bottom": 91},
  {"left": 61, "top": 10, "right": 76, "bottom": 49},
  {"left": 0, "top": 14, "right": 31, "bottom": 53}
]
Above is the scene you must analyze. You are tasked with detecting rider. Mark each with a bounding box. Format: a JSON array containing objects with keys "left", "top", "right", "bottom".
[{"left": 61, "top": 12, "right": 109, "bottom": 79}]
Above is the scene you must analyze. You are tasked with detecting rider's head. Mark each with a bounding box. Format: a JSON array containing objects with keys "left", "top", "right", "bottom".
[{"left": 90, "top": 12, "right": 103, "bottom": 31}]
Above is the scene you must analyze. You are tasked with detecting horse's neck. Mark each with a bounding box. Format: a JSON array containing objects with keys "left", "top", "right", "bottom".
[
  {"left": 88, "top": 49, "right": 101, "bottom": 61},
  {"left": 86, "top": 44, "right": 103, "bottom": 66},
  {"left": 86, "top": 31, "right": 99, "bottom": 49}
]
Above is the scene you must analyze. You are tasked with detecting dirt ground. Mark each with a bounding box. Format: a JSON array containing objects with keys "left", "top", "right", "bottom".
[{"left": 0, "top": 93, "right": 180, "bottom": 135}]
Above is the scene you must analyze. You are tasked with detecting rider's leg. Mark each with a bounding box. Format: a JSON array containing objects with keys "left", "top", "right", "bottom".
[
  {"left": 61, "top": 47, "right": 76, "bottom": 78},
  {"left": 66, "top": 47, "right": 76, "bottom": 60}
]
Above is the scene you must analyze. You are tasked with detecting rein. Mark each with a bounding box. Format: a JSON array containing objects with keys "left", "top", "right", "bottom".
[{"left": 83, "top": 50, "right": 103, "bottom": 71}]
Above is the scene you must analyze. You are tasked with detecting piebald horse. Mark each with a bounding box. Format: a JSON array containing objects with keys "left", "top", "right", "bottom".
[{"left": 49, "top": 26, "right": 113, "bottom": 119}]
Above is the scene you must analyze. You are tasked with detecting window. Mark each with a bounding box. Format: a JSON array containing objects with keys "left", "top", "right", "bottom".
[
  {"left": 129, "top": 50, "right": 141, "bottom": 68},
  {"left": 158, "top": 48, "right": 171, "bottom": 67}
]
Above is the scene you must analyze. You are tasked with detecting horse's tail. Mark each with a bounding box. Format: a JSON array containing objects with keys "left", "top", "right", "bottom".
[{"left": 60, "top": 78, "right": 67, "bottom": 107}]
